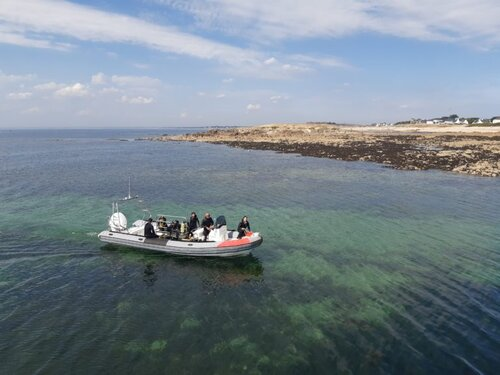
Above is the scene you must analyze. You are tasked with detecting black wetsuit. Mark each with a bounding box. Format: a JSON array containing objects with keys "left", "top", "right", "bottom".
[
  {"left": 188, "top": 216, "right": 200, "bottom": 233},
  {"left": 237, "top": 220, "right": 251, "bottom": 239},
  {"left": 144, "top": 222, "right": 158, "bottom": 238},
  {"left": 201, "top": 217, "right": 214, "bottom": 240}
]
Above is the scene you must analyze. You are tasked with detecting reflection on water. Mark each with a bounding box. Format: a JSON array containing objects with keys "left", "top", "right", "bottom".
[
  {"left": 101, "top": 244, "right": 264, "bottom": 289},
  {"left": 143, "top": 264, "right": 157, "bottom": 287}
]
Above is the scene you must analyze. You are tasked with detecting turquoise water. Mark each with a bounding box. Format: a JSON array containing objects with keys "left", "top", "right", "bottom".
[{"left": 0, "top": 129, "right": 499, "bottom": 374}]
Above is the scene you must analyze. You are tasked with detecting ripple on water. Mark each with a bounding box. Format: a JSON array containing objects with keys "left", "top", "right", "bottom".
[{"left": 0, "top": 129, "right": 499, "bottom": 374}]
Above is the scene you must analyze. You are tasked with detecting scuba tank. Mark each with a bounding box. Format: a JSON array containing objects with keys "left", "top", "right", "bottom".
[{"left": 180, "top": 222, "right": 187, "bottom": 234}]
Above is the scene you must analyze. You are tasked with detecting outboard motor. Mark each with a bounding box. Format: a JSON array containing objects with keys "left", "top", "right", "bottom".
[{"left": 109, "top": 212, "right": 127, "bottom": 232}]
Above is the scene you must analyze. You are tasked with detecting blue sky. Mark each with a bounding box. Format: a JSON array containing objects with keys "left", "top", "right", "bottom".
[{"left": 1, "top": 0, "right": 499, "bottom": 128}]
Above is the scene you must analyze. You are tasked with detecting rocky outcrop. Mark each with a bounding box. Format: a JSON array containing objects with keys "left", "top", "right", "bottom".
[{"left": 144, "top": 124, "right": 500, "bottom": 177}]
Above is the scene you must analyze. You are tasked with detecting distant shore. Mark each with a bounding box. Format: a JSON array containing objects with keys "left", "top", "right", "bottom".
[{"left": 144, "top": 123, "right": 500, "bottom": 177}]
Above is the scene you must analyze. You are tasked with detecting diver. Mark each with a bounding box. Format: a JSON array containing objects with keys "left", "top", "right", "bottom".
[{"left": 188, "top": 212, "right": 200, "bottom": 238}]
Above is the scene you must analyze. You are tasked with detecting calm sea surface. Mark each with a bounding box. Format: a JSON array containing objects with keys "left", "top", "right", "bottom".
[{"left": 0, "top": 128, "right": 499, "bottom": 374}]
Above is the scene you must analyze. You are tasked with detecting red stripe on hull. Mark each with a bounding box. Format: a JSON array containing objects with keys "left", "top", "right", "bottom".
[{"left": 217, "top": 237, "right": 251, "bottom": 248}]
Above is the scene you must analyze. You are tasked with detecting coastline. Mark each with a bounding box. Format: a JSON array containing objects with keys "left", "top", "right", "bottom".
[{"left": 144, "top": 123, "right": 500, "bottom": 177}]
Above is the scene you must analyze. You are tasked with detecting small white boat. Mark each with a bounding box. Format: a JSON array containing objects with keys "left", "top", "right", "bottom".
[{"left": 98, "top": 201, "right": 263, "bottom": 257}]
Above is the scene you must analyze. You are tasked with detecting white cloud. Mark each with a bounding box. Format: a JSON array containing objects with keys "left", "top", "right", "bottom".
[
  {"left": 120, "top": 95, "right": 154, "bottom": 104},
  {"left": 0, "top": 2, "right": 350, "bottom": 80},
  {"left": 111, "top": 75, "right": 161, "bottom": 87},
  {"left": 23, "top": 106, "right": 40, "bottom": 113},
  {"left": 225, "top": 55, "right": 323, "bottom": 79},
  {"left": 91, "top": 72, "right": 106, "bottom": 85},
  {"left": 155, "top": 0, "right": 500, "bottom": 46},
  {"left": 7, "top": 92, "right": 32, "bottom": 100},
  {"left": 270, "top": 95, "right": 282, "bottom": 103},
  {"left": 132, "top": 63, "right": 150, "bottom": 70},
  {"left": 34, "top": 82, "right": 64, "bottom": 91},
  {"left": 247, "top": 103, "right": 261, "bottom": 111},
  {"left": 197, "top": 91, "right": 206, "bottom": 96},
  {"left": 0, "top": 24, "right": 73, "bottom": 51},
  {"left": 291, "top": 54, "right": 350, "bottom": 69},
  {"left": 100, "top": 87, "right": 121, "bottom": 95},
  {"left": 264, "top": 57, "right": 277, "bottom": 65},
  {"left": 216, "top": 93, "right": 226, "bottom": 98},
  {"left": 55, "top": 83, "right": 89, "bottom": 97},
  {"left": 0, "top": 71, "right": 35, "bottom": 84},
  {"left": 0, "top": 0, "right": 262, "bottom": 66},
  {"left": 222, "top": 78, "right": 233, "bottom": 83},
  {"left": 281, "top": 63, "right": 310, "bottom": 73},
  {"left": 180, "top": 112, "right": 188, "bottom": 118}
]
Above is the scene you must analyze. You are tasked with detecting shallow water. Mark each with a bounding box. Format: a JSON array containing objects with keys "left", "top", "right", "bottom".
[{"left": 0, "top": 129, "right": 499, "bottom": 374}]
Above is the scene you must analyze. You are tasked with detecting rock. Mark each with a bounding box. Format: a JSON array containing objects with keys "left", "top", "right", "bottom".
[
  {"left": 437, "top": 150, "right": 457, "bottom": 157},
  {"left": 143, "top": 123, "right": 500, "bottom": 177}
]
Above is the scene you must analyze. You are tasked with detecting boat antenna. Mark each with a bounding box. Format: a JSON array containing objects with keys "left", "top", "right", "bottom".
[{"left": 121, "top": 176, "right": 139, "bottom": 201}]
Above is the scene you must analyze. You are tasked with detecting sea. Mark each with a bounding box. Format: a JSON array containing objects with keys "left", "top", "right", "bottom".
[{"left": 0, "top": 128, "right": 499, "bottom": 374}]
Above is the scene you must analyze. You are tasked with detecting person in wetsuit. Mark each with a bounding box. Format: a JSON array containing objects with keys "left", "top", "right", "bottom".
[
  {"left": 237, "top": 216, "right": 251, "bottom": 239},
  {"left": 144, "top": 218, "right": 158, "bottom": 238},
  {"left": 201, "top": 212, "right": 214, "bottom": 241},
  {"left": 188, "top": 212, "right": 200, "bottom": 238}
]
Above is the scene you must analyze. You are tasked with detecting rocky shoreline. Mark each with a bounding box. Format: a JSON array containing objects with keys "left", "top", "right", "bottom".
[{"left": 144, "top": 124, "right": 500, "bottom": 177}]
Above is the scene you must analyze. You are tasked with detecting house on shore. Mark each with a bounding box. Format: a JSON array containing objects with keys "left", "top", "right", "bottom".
[
  {"left": 406, "top": 114, "right": 494, "bottom": 126},
  {"left": 426, "top": 118, "right": 444, "bottom": 125},
  {"left": 430, "top": 115, "right": 469, "bottom": 125}
]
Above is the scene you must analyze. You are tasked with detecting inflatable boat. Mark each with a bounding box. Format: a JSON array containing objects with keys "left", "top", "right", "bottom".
[{"left": 98, "top": 202, "right": 263, "bottom": 257}]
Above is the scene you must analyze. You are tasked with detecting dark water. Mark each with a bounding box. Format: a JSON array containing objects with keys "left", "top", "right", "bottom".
[{"left": 0, "top": 128, "right": 499, "bottom": 374}]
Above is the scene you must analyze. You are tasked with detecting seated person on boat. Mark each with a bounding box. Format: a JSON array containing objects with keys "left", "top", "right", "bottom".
[
  {"left": 144, "top": 218, "right": 159, "bottom": 238},
  {"left": 157, "top": 216, "right": 167, "bottom": 231},
  {"left": 167, "top": 220, "right": 180, "bottom": 240},
  {"left": 237, "top": 216, "right": 251, "bottom": 239}
]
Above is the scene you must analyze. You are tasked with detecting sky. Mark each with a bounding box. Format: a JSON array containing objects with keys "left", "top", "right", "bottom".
[{"left": 0, "top": 0, "right": 499, "bottom": 128}]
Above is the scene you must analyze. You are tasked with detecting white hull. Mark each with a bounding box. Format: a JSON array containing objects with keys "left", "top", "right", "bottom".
[{"left": 98, "top": 230, "right": 263, "bottom": 257}]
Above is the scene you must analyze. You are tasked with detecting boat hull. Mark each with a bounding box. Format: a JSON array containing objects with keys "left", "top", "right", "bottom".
[{"left": 98, "top": 230, "right": 263, "bottom": 257}]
